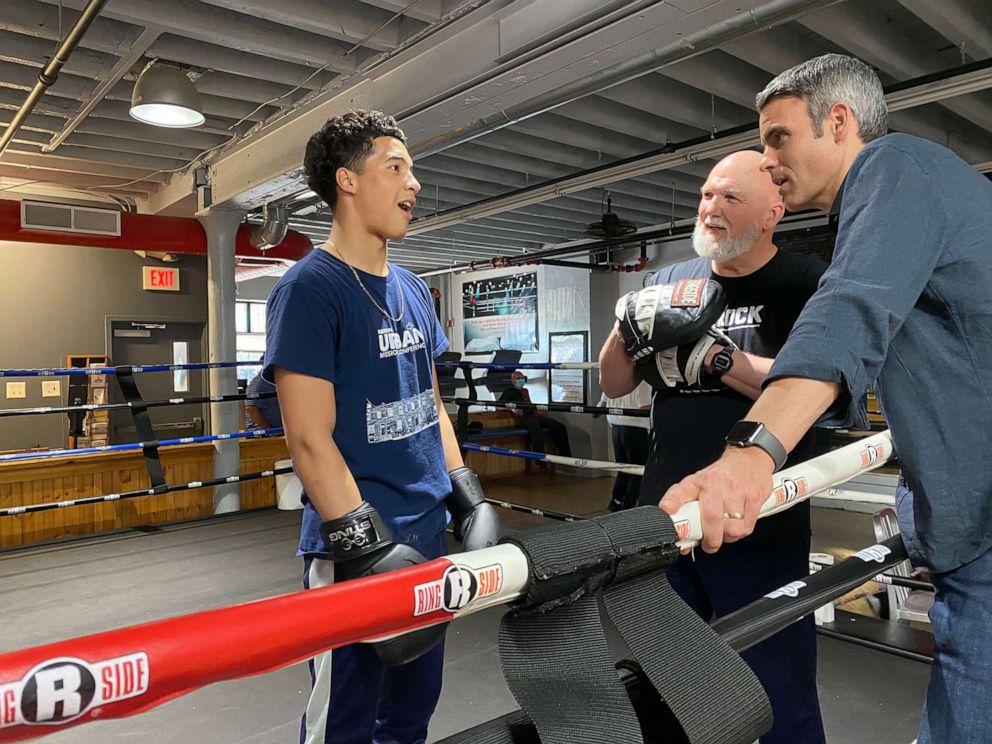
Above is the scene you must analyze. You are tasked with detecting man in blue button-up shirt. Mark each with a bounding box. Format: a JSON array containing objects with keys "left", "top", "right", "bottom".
[{"left": 658, "top": 54, "right": 992, "bottom": 743}]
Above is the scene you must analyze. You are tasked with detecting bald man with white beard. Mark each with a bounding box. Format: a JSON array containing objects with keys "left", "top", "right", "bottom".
[{"left": 600, "top": 151, "right": 829, "bottom": 744}]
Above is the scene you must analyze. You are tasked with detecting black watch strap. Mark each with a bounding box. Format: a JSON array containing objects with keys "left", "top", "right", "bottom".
[{"left": 725, "top": 420, "right": 788, "bottom": 471}]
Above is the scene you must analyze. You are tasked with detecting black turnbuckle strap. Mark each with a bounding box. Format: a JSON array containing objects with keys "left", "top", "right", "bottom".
[
  {"left": 115, "top": 367, "right": 166, "bottom": 488},
  {"left": 500, "top": 594, "right": 644, "bottom": 744},
  {"left": 603, "top": 573, "right": 772, "bottom": 744}
]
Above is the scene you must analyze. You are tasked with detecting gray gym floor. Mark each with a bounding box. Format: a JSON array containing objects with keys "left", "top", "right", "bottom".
[{"left": 0, "top": 476, "right": 929, "bottom": 743}]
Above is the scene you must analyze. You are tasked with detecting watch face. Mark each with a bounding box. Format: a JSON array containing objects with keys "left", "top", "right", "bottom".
[
  {"left": 712, "top": 350, "right": 733, "bottom": 374},
  {"left": 726, "top": 420, "right": 761, "bottom": 444}
]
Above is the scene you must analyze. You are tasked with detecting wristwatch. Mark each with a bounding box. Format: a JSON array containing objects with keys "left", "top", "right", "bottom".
[
  {"left": 710, "top": 346, "right": 734, "bottom": 379},
  {"left": 725, "top": 420, "right": 787, "bottom": 471}
]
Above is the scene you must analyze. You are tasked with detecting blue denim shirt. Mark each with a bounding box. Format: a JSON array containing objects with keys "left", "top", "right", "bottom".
[{"left": 768, "top": 133, "right": 992, "bottom": 573}]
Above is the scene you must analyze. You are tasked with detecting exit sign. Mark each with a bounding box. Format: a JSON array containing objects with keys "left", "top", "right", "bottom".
[{"left": 142, "top": 266, "right": 180, "bottom": 292}]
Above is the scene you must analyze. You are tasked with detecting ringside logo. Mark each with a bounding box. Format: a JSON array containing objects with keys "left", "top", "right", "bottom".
[
  {"left": 669, "top": 279, "right": 706, "bottom": 308},
  {"left": 772, "top": 477, "right": 809, "bottom": 506},
  {"left": 860, "top": 443, "right": 886, "bottom": 467},
  {"left": 673, "top": 520, "right": 691, "bottom": 541},
  {"left": 764, "top": 581, "right": 807, "bottom": 599},
  {"left": 0, "top": 653, "right": 149, "bottom": 728},
  {"left": 413, "top": 563, "right": 503, "bottom": 616},
  {"left": 855, "top": 545, "right": 892, "bottom": 563}
]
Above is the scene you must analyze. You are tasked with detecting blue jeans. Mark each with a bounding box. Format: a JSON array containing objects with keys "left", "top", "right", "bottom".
[
  {"left": 299, "top": 531, "right": 447, "bottom": 744},
  {"left": 918, "top": 545, "right": 992, "bottom": 743}
]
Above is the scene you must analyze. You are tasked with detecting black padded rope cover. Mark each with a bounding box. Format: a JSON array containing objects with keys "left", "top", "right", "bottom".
[
  {"left": 498, "top": 506, "right": 680, "bottom": 612},
  {"left": 115, "top": 367, "right": 166, "bottom": 490}
]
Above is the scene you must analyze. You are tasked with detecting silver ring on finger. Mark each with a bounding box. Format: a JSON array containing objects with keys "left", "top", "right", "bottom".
[{"left": 723, "top": 511, "right": 745, "bottom": 520}]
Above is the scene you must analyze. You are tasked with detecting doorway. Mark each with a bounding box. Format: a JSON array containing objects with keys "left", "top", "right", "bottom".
[{"left": 109, "top": 321, "right": 207, "bottom": 443}]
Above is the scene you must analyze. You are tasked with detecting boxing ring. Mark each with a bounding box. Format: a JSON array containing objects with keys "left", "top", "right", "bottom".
[{"left": 0, "top": 360, "right": 926, "bottom": 741}]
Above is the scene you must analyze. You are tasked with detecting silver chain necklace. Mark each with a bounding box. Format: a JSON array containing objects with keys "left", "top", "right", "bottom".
[{"left": 327, "top": 239, "right": 404, "bottom": 323}]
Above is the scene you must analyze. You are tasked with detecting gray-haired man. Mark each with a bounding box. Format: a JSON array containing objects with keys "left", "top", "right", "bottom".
[{"left": 657, "top": 54, "right": 992, "bottom": 743}]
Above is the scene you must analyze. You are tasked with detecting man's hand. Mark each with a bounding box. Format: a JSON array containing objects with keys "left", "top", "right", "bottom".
[{"left": 658, "top": 447, "right": 774, "bottom": 553}]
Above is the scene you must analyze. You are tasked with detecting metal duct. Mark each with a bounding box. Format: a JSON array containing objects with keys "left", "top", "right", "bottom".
[
  {"left": 250, "top": 205, "right": 290, "bottom": 251},
  {"left": 0, "top": 0, "right": 108, "bottom": 156}
]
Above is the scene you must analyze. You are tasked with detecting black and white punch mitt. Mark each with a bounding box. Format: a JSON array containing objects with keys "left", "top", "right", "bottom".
[{"left": 615, "top": 278, "right": 736, "bottom": 390}]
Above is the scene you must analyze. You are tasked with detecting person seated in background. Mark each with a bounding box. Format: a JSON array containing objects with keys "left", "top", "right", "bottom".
[
  {"left": 499, "top": 370, "right": 571, "bottom": 464},
  {"left": 245, "top": 356, "right": 282, "bottom": 431}
]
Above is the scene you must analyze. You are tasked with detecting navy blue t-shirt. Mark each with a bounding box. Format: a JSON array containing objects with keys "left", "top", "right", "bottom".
[
  {"left": 638, "top": 250, "right": 825, "bottom": 507},
  {"left": 263, "top": 248, "right": 450, "bottom": 557}
]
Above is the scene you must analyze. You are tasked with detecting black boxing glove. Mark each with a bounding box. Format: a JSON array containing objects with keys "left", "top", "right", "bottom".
[
  {"left": 321, "top": 501, "right": 445, "bottom": 666},
  {"left": 615, "top": 278, "right": 727, "bottom": 363},
  {"left": 447, "top": 467, "right": 502, "bottom": 552}
]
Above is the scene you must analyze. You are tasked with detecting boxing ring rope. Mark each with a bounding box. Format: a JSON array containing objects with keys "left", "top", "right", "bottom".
[
  {"left": 436, "top": 361, "right": 600, "bottom": 371},
  {"left": 0, "top": 427, "right": 284, "bottom": 464},
  {"left": 0, "top": 361, "right": 243, "bottom": 377},
  {"left": 462, "top": 442, "right": 646, "bottom": 475},
  {"left": 445, "top": 396, "right": 648, "bottom": 418},
  {"left": 0, "top": 430, "right": 896, "bottom": 741},
  {"left": 0, "top": 391, "right": 275, "bottom": 419},
  {"left": 482, "top": 499, "right": 584, "bottom": 522},
  {"left": 0, "top": 464, "right": 295, "bottom": 518}
]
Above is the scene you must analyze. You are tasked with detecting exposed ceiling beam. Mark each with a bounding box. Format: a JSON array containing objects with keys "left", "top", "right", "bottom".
[
  {"left": 147, "top": 35, "right": 336, "bottom": 91},
  {"left": 405, "top": 127, "right": 757, "bottom": 236},
  {"left": 33, "top": 0, "right": 369, "bottom": 71},
  {"left": 0, "top": 149, "right": 170, "bottom": 182},
  {"left": 406, "top": 57, "right": 992, "bottom": 236},
  {"left": 196, "top": 0, "right": 421, "bottom": 52},
  {"left": 357, "top": 0, "right": 442, "bottom": 25},
  {"left": 0, "top": 165, "right": 156, "bottom": 195},
  {"left": 44, "top": 26, "right": 162, "bottom": 153},
  {"left": 896, "top": 0, "right": 992, "bottom": 61}
]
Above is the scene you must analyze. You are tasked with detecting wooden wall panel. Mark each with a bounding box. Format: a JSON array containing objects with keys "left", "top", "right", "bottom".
[{"left": 0, "top": 438, "right": 289, "bottom": 548}]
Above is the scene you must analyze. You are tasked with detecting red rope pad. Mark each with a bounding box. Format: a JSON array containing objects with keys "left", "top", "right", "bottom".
[{"left": 0, "top": 558, "right": 457, "bottom": 742}]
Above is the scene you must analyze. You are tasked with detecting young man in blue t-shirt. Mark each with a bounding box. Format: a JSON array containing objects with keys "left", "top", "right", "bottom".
[{"left": 264, "top": 110, "right": 501, "bottom": 744}]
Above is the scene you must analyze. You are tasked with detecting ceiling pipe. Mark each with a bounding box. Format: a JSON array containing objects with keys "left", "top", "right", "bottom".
[
  {"left": 43, "top": 26, "right": 164, "bottom": 153},
  {"left": 250, "top": 204, "right": 290, "bottom": 250},
  {"left": 0, "top": 0, "right": 109, "bottom": 156}
]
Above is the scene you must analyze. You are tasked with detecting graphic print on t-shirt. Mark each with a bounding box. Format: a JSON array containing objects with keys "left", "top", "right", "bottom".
[
  {"left": 716, "top": 304, "right": 765, "bottom": 332},
  {"left": 377, "top": 322, "right": 427, "bottom": 359},
  {"left": 366, "top": 388, "right": 439, "bottom": 444}
]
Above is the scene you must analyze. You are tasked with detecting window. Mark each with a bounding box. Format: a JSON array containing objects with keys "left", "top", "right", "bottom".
[
  {"left": 236, "top": 300, "right": 267, "bottom": 383},
  {"left": 173, "top": 341, "right": 189, "bottom": 393}
]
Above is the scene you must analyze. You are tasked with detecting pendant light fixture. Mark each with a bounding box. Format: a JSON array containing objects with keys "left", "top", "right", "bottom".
[{"left": 129, "top": 61, "right": 205, "bottom": 128}]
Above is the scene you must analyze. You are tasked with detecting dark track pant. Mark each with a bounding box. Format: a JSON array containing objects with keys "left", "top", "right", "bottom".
[
  {"left": 300, "top": 531, "right": 447, "bottom": 744},
  {"left": 666, "top": 506, "right": 825, "bottom": 744},
  {"left": 608, "top": 424, "right": 649, "bottom": 511}
]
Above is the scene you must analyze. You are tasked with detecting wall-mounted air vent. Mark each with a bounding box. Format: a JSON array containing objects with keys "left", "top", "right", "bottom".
[{"left": 20, "top": 200, "right": 121, "bottom": 237}]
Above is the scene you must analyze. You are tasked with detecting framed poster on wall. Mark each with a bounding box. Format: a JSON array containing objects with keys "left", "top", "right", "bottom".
[
  {"left": 461, "top": 271, "right": 539, "bottom": 355},
  {"left": 549, "top": 331, "right": 588, "bottom": 404}
]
